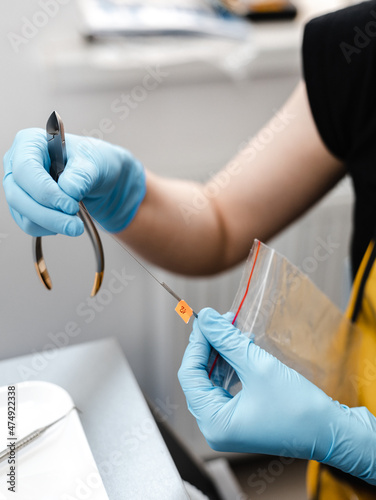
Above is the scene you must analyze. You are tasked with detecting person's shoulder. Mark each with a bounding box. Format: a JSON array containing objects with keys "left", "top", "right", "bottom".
[
  {"left": 303, "top": 1, "right": 376, "bottom": 160},
  {"left": 305, "top": 0, "right": 376, "bottom": 54}
]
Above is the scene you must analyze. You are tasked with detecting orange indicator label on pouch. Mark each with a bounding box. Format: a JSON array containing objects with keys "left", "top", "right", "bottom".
[{"left": 175, "top": 300, "right": 193, "bottom": 324}]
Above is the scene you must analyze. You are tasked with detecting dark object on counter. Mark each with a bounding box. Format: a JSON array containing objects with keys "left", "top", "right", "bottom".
[{"left": 247, "top": 1, "right": 297, "bottom": 21}]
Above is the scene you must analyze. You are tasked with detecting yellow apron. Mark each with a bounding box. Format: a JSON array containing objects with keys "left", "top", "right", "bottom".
[{"left": 307, "top": 240, "right": 376, "bottom": 499}]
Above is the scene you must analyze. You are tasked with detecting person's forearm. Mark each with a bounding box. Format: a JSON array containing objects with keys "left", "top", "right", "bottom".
[
  {"left": 117, "top": 82, "right": 345, "bottom": 275},
  {"left": 119, "top": 171, "right": 229, "bottom": 275}
]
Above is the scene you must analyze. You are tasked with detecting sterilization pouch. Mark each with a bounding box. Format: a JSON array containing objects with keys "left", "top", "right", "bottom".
[{"left": 207, "top": 240, "right": 362, "bottom": 406}]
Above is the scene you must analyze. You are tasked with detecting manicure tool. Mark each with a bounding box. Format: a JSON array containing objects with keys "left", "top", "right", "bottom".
[
  {"left": 32, "top": 111, "right": 105, "bottom": 297},
  {"left": 0, "top": 406, "right": 77, "bottom": 464},
  {"left": 113, "top": 239, "right": 198, "bottom": 322}
]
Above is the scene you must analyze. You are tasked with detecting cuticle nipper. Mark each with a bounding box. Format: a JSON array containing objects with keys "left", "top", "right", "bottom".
[{"left": 32, "top": 111, "right": 104, "bottom": 297}]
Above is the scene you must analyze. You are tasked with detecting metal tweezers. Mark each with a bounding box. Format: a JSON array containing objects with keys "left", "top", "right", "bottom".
[{"left": 32, "top": 112, "right": 104, "bottom": 297}]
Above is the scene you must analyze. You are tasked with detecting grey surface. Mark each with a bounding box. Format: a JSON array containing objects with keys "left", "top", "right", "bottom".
[
  {"left": 0, "top": 338, "right": 189, "bottom": 500},
  {"left": 230, "top": 456, "right": 307, "bottom": 500}
]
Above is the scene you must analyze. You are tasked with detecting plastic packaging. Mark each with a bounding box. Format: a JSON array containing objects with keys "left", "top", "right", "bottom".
[{"left": 207, "top": 240, "right": 362, "bottom": 406}]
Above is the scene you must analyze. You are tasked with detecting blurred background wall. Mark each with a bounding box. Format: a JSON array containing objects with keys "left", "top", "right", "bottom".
[{"left": 0, "top": 0, "right": 354, "bottom": 457}]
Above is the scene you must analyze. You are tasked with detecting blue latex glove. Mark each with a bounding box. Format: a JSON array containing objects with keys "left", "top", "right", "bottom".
[
  {"left": 3, "top": 128, "right": 146, "bottom": 236},
  {"left": 179, "top": 308, "right": 376, "bottom": 485}
]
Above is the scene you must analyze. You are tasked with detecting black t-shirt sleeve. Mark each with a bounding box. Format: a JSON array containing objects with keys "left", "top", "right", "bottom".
[
  {"left": 303, "top": 1, "right": 376, "bottom": 163},
  {"left": 303, "top": 2, "right": 376, "bottom": 276}
]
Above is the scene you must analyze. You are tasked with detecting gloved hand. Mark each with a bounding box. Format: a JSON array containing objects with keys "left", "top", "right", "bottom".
[
  {"left": 3, "top": 128, "right": 146, "bottom": 236},
  {"left": 178, "top": 308, "right": 376, "bottom": 485}
]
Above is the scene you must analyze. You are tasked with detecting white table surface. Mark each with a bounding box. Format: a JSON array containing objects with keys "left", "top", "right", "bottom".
[{"left": 0, "top": 338, "right": 189, "bottom": 499}]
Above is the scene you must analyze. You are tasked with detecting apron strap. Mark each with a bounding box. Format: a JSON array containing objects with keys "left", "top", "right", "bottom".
[{"left": 347, "top": 240, "right": 376, "bottom": 323}]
